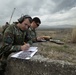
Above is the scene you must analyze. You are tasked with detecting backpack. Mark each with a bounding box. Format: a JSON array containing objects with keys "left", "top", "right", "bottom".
[{"left": 2, "top": 22, "right": 9, "bottom": 34}]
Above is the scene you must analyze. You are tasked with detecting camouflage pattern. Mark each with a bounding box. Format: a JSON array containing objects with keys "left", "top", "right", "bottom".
[
  {"left": 28, "top": 27, "right": 37, "bottom": 42},
  {"left": 0, "top": 23, "right": 33, "bottom": 74},
  {"left": 1, "top": 23, "right": 33, "bottom": 56}
]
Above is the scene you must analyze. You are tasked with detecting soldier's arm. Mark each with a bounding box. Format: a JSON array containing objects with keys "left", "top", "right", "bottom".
[
  {"left": 32, "top": 31, "right": 37, "bottom": 42},
  {"left": 25, "top": 30, "right": 33, "bottom": 45}
]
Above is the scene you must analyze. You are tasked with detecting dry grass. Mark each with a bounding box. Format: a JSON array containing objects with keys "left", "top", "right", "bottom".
[
  {"left": 36, "top": 28, "right": 76, "bottom": 64},
  {"left": 71, "top": 27, "right": 76, "bottom": 43}
]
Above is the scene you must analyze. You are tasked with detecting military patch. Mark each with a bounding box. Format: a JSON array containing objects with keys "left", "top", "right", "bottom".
[{"left": 4, "top": 35, "right": 13, "bottom": 44}]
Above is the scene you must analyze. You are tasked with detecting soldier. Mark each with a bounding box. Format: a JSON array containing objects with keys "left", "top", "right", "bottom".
[
  {"left": 28, "top": 17, "right": 49, "bottom": 42},
  {"left": 0, "top": 15, "right": 32, "bottom": 75},
  {"left": 27, "top": 17, "right": 52, "bottom": 43},
  {"left": 27, "top": 17, "right": 42, "bottom": 42}
]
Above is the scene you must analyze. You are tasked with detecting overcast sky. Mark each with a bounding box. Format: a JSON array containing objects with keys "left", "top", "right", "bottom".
[{"left": 0, "top": 0, "right": 76, "bottom": 26}]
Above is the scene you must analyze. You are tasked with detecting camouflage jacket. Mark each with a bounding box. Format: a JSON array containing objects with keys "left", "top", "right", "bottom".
[
  {"left": 28, "top": 27, "right": 37, "bottom": 42},
  {"left": 0, "top": 23, "right": 33, "bottom": 58}
]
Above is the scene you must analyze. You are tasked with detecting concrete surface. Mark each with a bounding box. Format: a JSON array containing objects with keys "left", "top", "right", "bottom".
[{"left": 5, "top": 53, "right": 76, "bottom": 75}]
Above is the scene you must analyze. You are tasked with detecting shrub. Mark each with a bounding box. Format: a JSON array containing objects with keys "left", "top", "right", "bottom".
[{"left": 71, "top": 27, "right": 76, "bottom": 43}]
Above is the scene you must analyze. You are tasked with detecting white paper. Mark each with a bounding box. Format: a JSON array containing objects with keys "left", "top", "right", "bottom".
[{"left": 11, "top": 47, "right": 38, "bottom": 59}]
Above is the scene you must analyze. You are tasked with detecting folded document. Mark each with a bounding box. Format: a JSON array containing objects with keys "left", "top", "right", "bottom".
[{"left": 11, "top": 47, "right": 38, "bottom": 59}]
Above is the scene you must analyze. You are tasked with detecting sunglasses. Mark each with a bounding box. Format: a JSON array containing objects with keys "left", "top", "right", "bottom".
[{"left": 36, "top": 23, "right": 40, "bottom": 27}]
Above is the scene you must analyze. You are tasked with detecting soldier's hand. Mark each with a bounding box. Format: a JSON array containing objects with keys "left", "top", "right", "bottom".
[
  {"left": 37, "top": 36, "right": 44, "bottom": 41},
  {"left": 21, "top": 43, "right": 30, "bottom": 51}
]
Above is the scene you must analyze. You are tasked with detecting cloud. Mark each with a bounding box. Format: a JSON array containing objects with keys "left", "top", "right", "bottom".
[
  {"left": 52, "top": 0, "right": 76, "bottom": 13},
  {"left": 0, "top": 0, "right": 76, "bottom": 26},
  {"left": 40, "top": 6, "right": 76, "bottom": 26}
]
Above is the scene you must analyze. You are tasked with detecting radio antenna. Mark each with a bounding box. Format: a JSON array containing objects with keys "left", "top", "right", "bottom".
[{"left": 9, "top": 8, "right": 16, "bottom": 24}]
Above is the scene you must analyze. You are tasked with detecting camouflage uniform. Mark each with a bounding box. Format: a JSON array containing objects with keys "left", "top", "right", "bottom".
[
  {"left": 0, "top": 23, "right": 32, "bottom": 75},
  {"left": 28, "top": 27, "right": 37, "bottom": 43}
]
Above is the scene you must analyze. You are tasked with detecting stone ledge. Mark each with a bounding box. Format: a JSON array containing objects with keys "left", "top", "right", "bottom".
[{"left": 5, "top": 53, "right": 76, "bottom": 75}]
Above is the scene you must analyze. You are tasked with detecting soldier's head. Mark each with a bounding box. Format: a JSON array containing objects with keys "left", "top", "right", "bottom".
[
  {"left": 31, "top": 17, "right": 41, "bottom": 28},
  {"left": 18, "top": 15, "right": 32, "bottom": 30}
]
